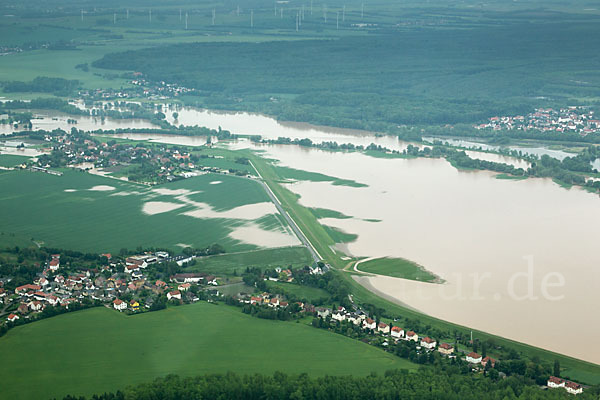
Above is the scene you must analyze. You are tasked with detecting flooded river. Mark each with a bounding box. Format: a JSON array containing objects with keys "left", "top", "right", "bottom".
[{"left": 250, "top": 143, "right": 600, "bottom": 364}]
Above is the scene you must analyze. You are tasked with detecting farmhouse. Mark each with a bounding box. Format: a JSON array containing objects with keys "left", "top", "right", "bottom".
[
  {"left": 438, "top": 343, "right": 454, "bottom": 355},
  {"left": 113, "top": 299, "right": 127, "bottom": 311},
  {"left": 420, "top": 337, "right": 437, "bottom": 350},
  {"left": 15, "top": 284, "right": 42, "bottom": 295},
  {"left": 167, "top": 290, "right": 182, "bottom": 300},
  {"left": 178, "top": 283, "right": 192, "bottom": 291},
  {"left": 7, "top": 313, "right": 19, "bottom": 322},
  {"left": 405, "top": 331, "right": 418, "bottom": 342},
  {"left": 29, "top": 301, "right": 43, "bottom": 311},
  {"left": 391, "top": 326, "right": 404, "bottom": 339},
  {"left": 466, "top": 352, "right": 482, "bottom": 364}
]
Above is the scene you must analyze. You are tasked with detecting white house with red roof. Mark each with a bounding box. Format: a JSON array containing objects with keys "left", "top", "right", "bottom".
[
  {"left": 7, "top": 313, "right": 19, "bottom": 322},
  {"left": 49, "top": 258, "right": 60, "bottom": 271},
  {"left": 167, "top": 290, "right": 182, "bottom": 300},
  {"left": 363, "top": 318, "right": 376, "bottom": 330},
  {"left": 466, "top": 352, "right": 482, "bottom": 364},
  {"left": 377, "top": 322, "right": 390, "bottom": 334},
  {"left": 420, "top": 337, "right": 437, "bottom": 350},
  {"left": 565, "top": 381, "right": 583, "bottom": 395},
  {"left": 178, "top": 283, "right": 192, "bottom": 291},
  {"left": 482, "top": 356, "right": 497, "bottom": 368},
  {"left": 391, "top": 326, "right": 404, "bottom": 339},
  {"left": 405, "top": 331, "right": 418, "bottom": 342},
  {"left": 438, "top": 343, "right": 454, "bottom": 355},
  {"left": 547, "top": 376, "right": 565, "bottom": 388},
  {"left": 29, "top": 301, "right": 43, "bottom": 311},
  {"left": 113, "top": 298, "right": 127, "bottom": 311}
]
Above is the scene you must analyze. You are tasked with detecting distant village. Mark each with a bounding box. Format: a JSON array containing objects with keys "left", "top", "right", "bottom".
[
  {"left": 15, "top": 129, "right": 249, "bottom": 184},
  {"left": 475, "top": 106, "right": 600, "bottom": 136},
  {"left": 79, "top": 74, "right": 196, "bottom": 101}
]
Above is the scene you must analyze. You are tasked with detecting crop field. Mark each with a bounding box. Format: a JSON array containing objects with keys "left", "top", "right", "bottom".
[
  {"left": 0, "top": 169, "right": 296, "bottom": 253},
  {"left": 0, "top": 303, "right": 416, "bottom": 400}
]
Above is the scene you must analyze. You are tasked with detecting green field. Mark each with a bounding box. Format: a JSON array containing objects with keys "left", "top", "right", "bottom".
[
  {"left": 0, "top": 303, "right": 415, "bottom": 400},
  {"left": 0, "top": 154, "right": 29, "bottom": 167},
  {"left": 184, "top": 246, "right": 313, "bottom": 275},
  {"left": 265, "top": 281, "right": 331, "bottom": 303},
  {"left": 0, "top": 169, "right": 291, "bottom": 253},
  {"left": 356, "top": 257, "right": 438, "bottom": 283}
]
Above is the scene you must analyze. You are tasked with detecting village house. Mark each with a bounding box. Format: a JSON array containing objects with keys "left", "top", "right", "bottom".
[
  {"left": 167, "top": 290, "right": 182, "bottom": 301},
  {"left": 171, "top": 273, "right": 205, "bottom": 283},
  {"left": 113, "top": 298, "right": 127, "bottom": 311},
  {"left": 565, "top": 381, "right": 583, "bottom": 395},
  {"left": 130, "top": 300, "right": 140, "bottom": 311},
  {"left": 250, "top": 296, "right": 263, "bottom": 305},
  {"left": 481, "top": 356, "right": 496, "bottom": 368},
  {"left": 547, "top": 376, "right": 565, "bottom": 389},
  {"left": 438, "top": 343, "right": 454, "bottom": 355},
  {"left": 316, "top": 307, "right": 331, "bottom": 318},
  {"left": 332, "top": 310, "right": 346, "bottom": 322},
  {"left": 7, "top": 313, "right": 19, "bottom": 322},
  {"left": 363, "top": 318, "right": 376, "bottom": 331},
  {"left": 178, "top": 283, "right": 191, "bottom": 291},
  {"left": 405, "top": 331, "right": 418, "bottom": 342},
  {"left": 391, "top": 326, "right": 404, "bottom": 339},
  {"left": 269, "top": 298, "right": 280, "bottom": 307},
  {"left": 466, "top": 352, "right": 482, "bottom": 364},
  {"left": 420, "top": 337, "right": 437, "bottom": 350},
  {"left": 17, "top": 304, "right": 29, "bottom": 314},
  {"left": 28, "top": 301, "right": 43, "bottom": 311},
  {"left": 377, "top": 322, "right": 390, "bottom": 334}
]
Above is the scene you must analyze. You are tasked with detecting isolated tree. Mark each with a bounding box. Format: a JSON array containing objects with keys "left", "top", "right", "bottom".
[{"left": 553, "top": 360, "right": 561, "bottom": 377}]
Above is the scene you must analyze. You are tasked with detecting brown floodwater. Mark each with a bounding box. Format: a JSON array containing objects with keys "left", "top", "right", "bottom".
[{"left": 254, "top": 143, "right": 600, "bottom": 364}]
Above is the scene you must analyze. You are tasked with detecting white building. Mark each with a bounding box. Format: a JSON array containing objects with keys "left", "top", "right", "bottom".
[
  {"left": 420, "top": 337, "right": 437, "bottom": 350},
  {"left": 113, "top": 299, "right": 127, "bottom": 311},
  {"left": 466, "top": 352, "right": 482, "bottom": 364},
  {"left": 391, "top": 326, "right": 404, "bottom": 339}
]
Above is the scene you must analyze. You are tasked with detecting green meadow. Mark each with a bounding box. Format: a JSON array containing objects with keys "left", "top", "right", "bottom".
[
  {"left": 0, "top": 169, "right": 290, "bottom": 253},
  {"left": 0, "top": 303, "right": 415, "bottom": 400},
  {"left": 0, "top": 154, "right": 29, "bottom": 167},
  {"left": 265, "top": 281, "right": 331, "bottom": 303},
  {"left": 184, "top": 246, "right": 313, "bottom": 275},
  {"left": 357, "top": 257, "right": 438, "bottom": 283}
]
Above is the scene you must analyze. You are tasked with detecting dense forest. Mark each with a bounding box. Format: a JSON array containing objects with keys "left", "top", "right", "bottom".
[
  {"left": 94, "top": 22, "right": 600, "bottom": 132},
  {"left": 61, "top": 370, "right": 599, "bottom": 400}
]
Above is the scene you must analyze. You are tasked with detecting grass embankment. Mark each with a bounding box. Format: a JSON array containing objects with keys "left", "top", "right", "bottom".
[
  {"left": 0, "top": 169, "right": 284, "bottom": 253},
  {"left": 357, "top": 257, "right": 438, "bottom": 283},
  {"left": 0, "top": 303, "right": 415, "bottom": 400},
  {"left": 184, "top": 246, "right": 313, "bottom": 275},
  {"left": 248, "top": 152, "right": 600, "bottom": 385},
  {"left": 274, "top": 165, "right": 367, "bottom": 187}
]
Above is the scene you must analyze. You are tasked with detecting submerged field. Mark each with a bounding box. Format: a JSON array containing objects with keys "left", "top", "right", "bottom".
[
  {"left": 0, "top": 169, "right": 297, "bottom": 253},
  {"left": 0, "top": 303, "right": 415, "bottom": 400}
]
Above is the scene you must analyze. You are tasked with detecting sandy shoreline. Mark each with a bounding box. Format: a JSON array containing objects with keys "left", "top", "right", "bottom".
[{"left": 351, "top": 275, "right": 423, "bottom": 313}]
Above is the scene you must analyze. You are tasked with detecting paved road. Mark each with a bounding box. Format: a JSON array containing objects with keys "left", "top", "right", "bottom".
[{"left": 257, "top": 179, "right": 322, "bottom": 263}]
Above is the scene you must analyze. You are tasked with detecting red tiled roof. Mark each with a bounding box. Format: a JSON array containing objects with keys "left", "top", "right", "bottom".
[
  {"left": 421, "top": 337, "right": 435, "bottom": 344},
  {"left": 467, "top": 352, "right": 481, "bottom": 359},
  {"left": 439, "top": 343, "right": 453, "bottom": 350},
  {"left": 548, "top": 376, "right": 564, "bottom": 385},
  {"left": 391, "top": 326, "right": 403, "bottom": 332}
]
